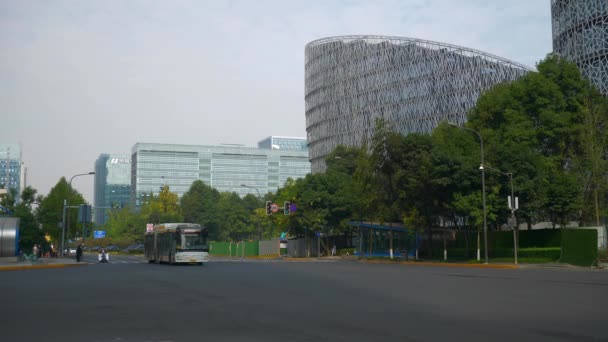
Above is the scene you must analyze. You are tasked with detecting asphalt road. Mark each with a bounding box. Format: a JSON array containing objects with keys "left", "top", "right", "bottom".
[{"left": 1, "top": 260, "right": 607, "bottom": 342}]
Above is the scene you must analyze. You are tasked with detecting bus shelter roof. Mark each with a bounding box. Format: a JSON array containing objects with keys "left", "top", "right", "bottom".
[{"left": 347, "top": 221, "right": 409, "bottom": 233}]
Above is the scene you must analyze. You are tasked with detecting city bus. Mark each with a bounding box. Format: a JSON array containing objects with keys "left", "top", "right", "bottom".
[{"left": 144, "top": 223, "right": 209, "bottom": 265}]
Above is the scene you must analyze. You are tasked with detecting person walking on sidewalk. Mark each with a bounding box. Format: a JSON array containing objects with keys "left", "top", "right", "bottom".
[{"left": 76, "top": 244, "right": 83, "bottom": 262}]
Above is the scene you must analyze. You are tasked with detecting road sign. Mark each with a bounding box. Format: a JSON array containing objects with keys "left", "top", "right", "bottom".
[
  {"left": 289, "top": 203, "right": 297, "bottom": 212},
  {"left": 316, "top": 231, "right": 321, "bottom": 237},
  {"left": 93, "top": 231, "right": 106, "bottom": 239},
  {"left": 146, "top": 224, "right": 154, "bottom": 232},
  {"left": 271, "top": 203, "right": 279, "bottom": 213}
]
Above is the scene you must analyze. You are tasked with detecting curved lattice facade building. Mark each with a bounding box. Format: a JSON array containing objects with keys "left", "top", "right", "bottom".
[
  {"left": 552, "top": 0, "right": 608, "bottom": 96},
  {"left": 305, "top": 36, "right": 532, "bottom": 173}
]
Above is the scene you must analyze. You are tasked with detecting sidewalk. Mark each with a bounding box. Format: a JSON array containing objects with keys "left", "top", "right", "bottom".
[{"left": 0, "top": 256, "right": 87, "bottom": 271}]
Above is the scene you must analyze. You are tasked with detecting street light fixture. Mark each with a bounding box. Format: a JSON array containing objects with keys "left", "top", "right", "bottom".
[
  {"left": 61, "top": 172, "right": 95, "bottom": 257},
  {"left": 482, "top": 164, "right": 518, "bottom": 264},
  {"left": 241, "top": 184, "right": 262, "bottom": 241},
  {"left": 448, "top": 122, "right": 488, "bottom": 264}
]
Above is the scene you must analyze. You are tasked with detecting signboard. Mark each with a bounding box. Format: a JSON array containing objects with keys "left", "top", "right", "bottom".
[
  {"left": 93, "top": 231, "right": 106, "bottom": 239},
  {"left": 270, "top": 203, "right": 279, "bottom": 213},
  {"left": 146, "top": 224, "right": 154, "bottom": 233}
]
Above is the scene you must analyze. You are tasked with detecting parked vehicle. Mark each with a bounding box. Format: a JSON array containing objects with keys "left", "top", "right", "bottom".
[{"left": 123, "top": 244, "right": 144, "bottom": 252}]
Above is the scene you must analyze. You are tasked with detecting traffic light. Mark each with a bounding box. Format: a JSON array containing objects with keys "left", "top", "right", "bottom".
[
  {"left": 266, "top": 201, "right": 272, "bottom": 215},
  {"left": 284, "top": 201, "right": 290, "bottom": 215},
  {"left": 78, "top": 204, "right": 92, "bottom": 223}
]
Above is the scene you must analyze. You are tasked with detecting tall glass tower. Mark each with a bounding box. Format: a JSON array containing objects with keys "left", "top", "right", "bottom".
[{"left": 94, "top": 154, "right": 131, "bottom": 225}]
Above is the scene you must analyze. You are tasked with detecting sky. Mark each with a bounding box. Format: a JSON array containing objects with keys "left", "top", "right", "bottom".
[{"left": 0, "top": 0, "right": 552, "bottom": 203}]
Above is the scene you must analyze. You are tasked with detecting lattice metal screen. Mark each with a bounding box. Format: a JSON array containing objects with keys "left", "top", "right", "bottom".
[
  {"left": 304, "top": 35, "right": 532, "bottom": 173},
  {"left": 552, "top": 0, "right": 608, "bottom": 97}
]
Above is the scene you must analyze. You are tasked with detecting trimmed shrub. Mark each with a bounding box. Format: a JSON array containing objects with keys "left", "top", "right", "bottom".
[
  {"left": 338, "top": 248, "right": 355, "bottom": 256},
  {"left": 518, "top": 247, "right": 561, "bottom": 260}
]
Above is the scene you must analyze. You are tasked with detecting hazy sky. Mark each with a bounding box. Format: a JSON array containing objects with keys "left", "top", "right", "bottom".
[{"left": 1, "top": 0, "right": 552, "bottom": 203}]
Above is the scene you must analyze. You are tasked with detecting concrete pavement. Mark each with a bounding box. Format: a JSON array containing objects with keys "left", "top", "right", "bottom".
[{"left": 1, "top": 259, "right": 607, "bottom": 341}]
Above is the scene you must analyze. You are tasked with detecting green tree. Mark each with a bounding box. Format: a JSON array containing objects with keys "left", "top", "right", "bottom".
[
  {"left": 181, "top": 180, "right": 220, "bottom": 238},
  {"left": 105, "top": 207, "right": 146, "bottom": 244},
  {"left": 466, "top": 54, "right": 606, "bottom": 227},
  {"left": 141, "top": 185, "right": 182, "bottom": 224},
  {"left": 8, "top": 187, "right": 44, "bottom": 253},
  {"left": 36, "top": 178, "right": 86, "bottom": 245},
  {"left": 216, "top": 192, "right": 250, "bottom": 241}
]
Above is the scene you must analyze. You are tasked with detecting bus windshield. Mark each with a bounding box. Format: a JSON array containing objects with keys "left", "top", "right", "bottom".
[{"left": 182, "top": 233, "right": 207, "bottom": 250}]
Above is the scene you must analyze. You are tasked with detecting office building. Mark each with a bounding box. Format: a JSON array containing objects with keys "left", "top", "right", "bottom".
[
  {"left": 258, "top": 136, "right": 308, "bottom": 151},
  {"left": 0, "top": 144, "right": 23, "bottom": 198},
  {"left": 305, "top": 35, "right": 532, "bottom": 172},
  {"left": 94, "top": 154, "right": 131, "bottom": 225},
  {"left": 131, "top": 141, "right": 310, "bottom": 207},
  {"left": 552, "top": 0, "right": 608, "bottom": 96}
]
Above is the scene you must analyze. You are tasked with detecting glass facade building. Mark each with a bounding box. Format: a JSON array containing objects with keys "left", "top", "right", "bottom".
[
  {"left": 305, "top": 35, "right": 532, "bottom": 173},
  {"left": 131, "top": 142, "right": 310, "bottom": 207},
  {"left": 258, "top": 136, "right": 308, "bottom": 151},
  {"left": 94, "top": 154, "right": 131, "bottom": 225},
  {"left": 552, "top": 0, "right": 608, "bottom": 96},
  {"left": 0, "top": 144, "right": 23, "bottom": 197}
]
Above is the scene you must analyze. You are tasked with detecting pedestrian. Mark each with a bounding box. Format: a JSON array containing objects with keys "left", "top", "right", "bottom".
[
  {"left": 76, "top": 244, "right": 83, "bottom": 262},
  {"left": 32, "top": 244, "right": 39, "bottom": 258},
  {"left": 37, "top": 244, "right": 42, "bottom": 258}
]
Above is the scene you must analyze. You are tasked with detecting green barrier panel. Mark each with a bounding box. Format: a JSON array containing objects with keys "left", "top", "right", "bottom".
[
  {"left": 560, "top": 229, "right": 597, "bottom": 266},
  {"left": 209, "top": 242, "right": 232, "bottom": 256},
  {"left": 519, "top": 229, "right": 562, "bottom": 248},
  {"left": 210, "top": 241, "right": 260, "bottom": 257}
]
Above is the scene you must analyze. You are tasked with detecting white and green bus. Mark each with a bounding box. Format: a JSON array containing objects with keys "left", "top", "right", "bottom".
[{"left": 145, "top": 223, "right": 209, "bottom": 265}]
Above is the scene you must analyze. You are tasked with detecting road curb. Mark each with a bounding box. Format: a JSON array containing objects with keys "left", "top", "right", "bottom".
[
  {"left": 282, "top": 257, "right": 318, "bottom": 262},
  {"left": 360, "top": 259, "right": 519, "bottom": 269},
  {"left": 0, "top": 263, "right": 88, "bottom": 271}
]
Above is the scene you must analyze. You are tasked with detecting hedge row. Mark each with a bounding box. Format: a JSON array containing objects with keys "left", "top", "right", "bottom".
[{"left": 453, "top": 229, "right": 562, "bottom": 250}]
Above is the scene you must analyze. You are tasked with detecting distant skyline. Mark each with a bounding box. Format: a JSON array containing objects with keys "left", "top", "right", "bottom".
[{"left": 0, "top": 0, "right": 552, "bottom": 202}]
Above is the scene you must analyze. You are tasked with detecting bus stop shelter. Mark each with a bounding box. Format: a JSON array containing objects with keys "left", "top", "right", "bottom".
[{"left": 348, "top": 221, "right": 419, "bottom": 258}]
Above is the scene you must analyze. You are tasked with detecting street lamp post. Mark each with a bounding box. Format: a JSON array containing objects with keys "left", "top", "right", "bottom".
[
  {"left": 483, "top": 165, "right": 518, "bottom": 265},
  {"left": 448, "top": 123, "right": 488, "bottom": 264},
  {"left": 241, "top": 184, "right": 262, "bottom": 241},
  {"left": 61, "top": 172, "right": 95, "bottom": 257}
]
